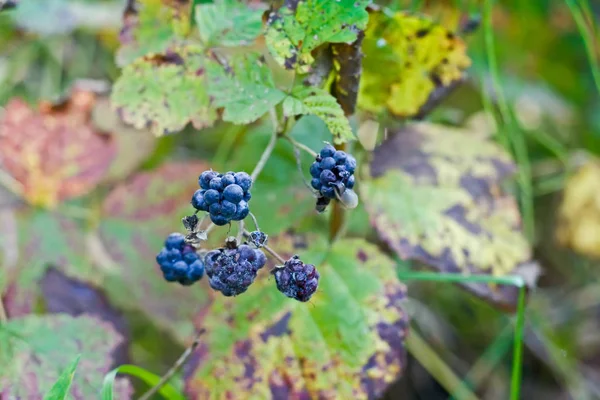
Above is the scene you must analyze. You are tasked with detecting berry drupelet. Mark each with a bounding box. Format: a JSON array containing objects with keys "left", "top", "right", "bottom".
[
  {"left": 156, "top": 233, "right": 205, "bottom": 286},
  {"left": 272, "top": 255, "right": 320, "bottom": 302},
  {"left": 204, "top": 244, "right": 267, "bottom": 296},
  {"left": 191, "top": 170, "right": 252, "bottom": 226},
  {"left": 309, "top": 144, "right": 357, "bottom": 211}
]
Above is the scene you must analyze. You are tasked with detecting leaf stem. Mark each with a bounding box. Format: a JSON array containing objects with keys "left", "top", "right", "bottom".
[
  {"left": 242, "top": 230, "right": 286, "bottom": 264},
  {"left": 284, "top": 135, "right": 318, "bottom": 158},
  {"left": 138, "top": 329, "right": 206, "bottom": 400},
  {"left": 250, "top": 110, "right": 279, "bottom": 182}
]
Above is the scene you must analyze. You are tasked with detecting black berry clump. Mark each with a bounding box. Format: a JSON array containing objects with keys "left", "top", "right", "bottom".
[
  {"left": 273, "top": 255, "right": 320, "bottom": 302},
  {"left": 204, "top": 242, "right": 267, "bottom": 296},
  {"left": 191, "top": 170, "right": 252, "bottom": 226},
  {"left": 309, "top": 144, "right": 356, "bottom": 211},
  {"left": 156, "top": 233, "right": 205, "bottom": 286}
]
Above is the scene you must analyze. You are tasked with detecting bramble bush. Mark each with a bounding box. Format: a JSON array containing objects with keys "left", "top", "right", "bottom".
[{"left": 0, "top": 0, "right": 552, "bottom": 399}]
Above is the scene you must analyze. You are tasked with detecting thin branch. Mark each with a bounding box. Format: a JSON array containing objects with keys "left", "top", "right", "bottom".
[
  {"left": 285, "top": 135, "right": 318, "bottom": 158},
  {"left": 248, "top": 212, "right": 260, "bottom": 232},
  {"left": 236, "top": 220, "right": 244, "bottom": 244},
  {"left": 250, "top": 110, "right": 279, "bottom": 182},
  {"left": 138, "top": 328, "right": 206, "bottom": 400},
  {"left": 242, "top": 230, "right": 286, "bottom": 264}
]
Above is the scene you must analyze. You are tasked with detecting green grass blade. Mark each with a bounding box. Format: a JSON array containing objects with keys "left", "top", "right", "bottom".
[
  {"left": 102, "top": 365, "right": 186, "bottom": 400},
  {"left": 510, "top": 285, "right": 526, "bottom": 400},
  {"left": 43, "top": 355, "right": 80, "bottom": 400},
  {"left": 566, "top": 0, "right": 600, "bottom": 95}
]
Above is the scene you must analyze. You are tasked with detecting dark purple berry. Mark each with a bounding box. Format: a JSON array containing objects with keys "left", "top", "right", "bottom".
[
  {"left": 191, "top": 189, "right": 207, "bottom": 211},
  {"left": 223, "top": 184, "right": 244, "bottom": 203},
  {"left": 346, "top": 175, "right": 355, "bottom": 189},
  {"left": 172, "top": 261, "right": 188, "bottom": 277},
  {"left": 165, "top": 233, "right": 185, "bottom": 250},
  {"left": 183, "top": 252, "right": 198, "bottom": 264},
  {"left": 156, "top": 249, "right": 169, "bottom": 264},
  {"left": 234, "top": 172, "right": 252, "bottom": 192},
  {"left": 166, "top": 248, "right": 182, "bottom": 263},
  {"left": 204, "top": 246, "right": 265, "bottom": 296},
  {"left": 319, "top": 144, "right": 335, "bottom": 158},
  {"left": 320, "top": 169, "right": 336, "bottom": 185},
  {"left": 204, "top": 189, "right": 220, "bottom": 205},
  {"left": 272, "top": 256, "right": 319, "bottom": 302},
  {"left": 321, "top": 186, "right": 336, "bottom": 199},
  {"left": 210, "top": 213, "right": 229, "bottom": 226},
  {"left": 232, "top": 200, "right": 249, "bottom": 221},
  {"left": 199, "top": 171, "right": 218, "bottom": 189},
  {"left": 333, "top": 150, "right": 347, "bottom": 164},
  {"left": 243, "top": 191, "right": 252, "bottom": 201},
  {"left": 344, "top": 155, "right": 356, "bottom": 173},
  {"left": 164, "top": 271, "right": 177, "bottom": 282},
  {"left": 309, "top": 162, "right": 321, "bottom": 178},
  {"left": 311, "top": 178, "right": 321, "bottom": 190},
  {"left": 209, "top": 203, "right": 221, "bottom": 215},
  {"left": 221, "top": 173, "right": 236, "bottom": 186},
  {"left": 187, "top": 260, "right": 205, "bottom": 280},
  {"left": 320, "top": 157, "right": 336, "bottom": 170},
  {"left": 221, "top": 200, "right": 236, "bottom": 218},
  {"left": 209, "top": 177, "right": 223, "bottom": 191}
]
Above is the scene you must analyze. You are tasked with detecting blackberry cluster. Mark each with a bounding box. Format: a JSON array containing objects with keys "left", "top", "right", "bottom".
[
  {"left": 191, "top": 170, "right": 252, "bottom": 226},
  {"left": 272, "top": 255, "right": 320, "bottom": 302},
  {"left": 156, "top": 233, "right": 205, "bottom": 286},
  {"left": 310, "top": 144, "right": 356, "bottom": 210},
  {"left": 204, "top": 243, "right": 267, "bottom": 296}
]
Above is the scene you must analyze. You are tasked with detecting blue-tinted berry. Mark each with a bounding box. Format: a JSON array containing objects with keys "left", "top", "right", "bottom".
[
  {"left": 191, "top": 189, "right": 207, "bottom": 211},
  {"left": 199, "top": 171, "right": 218, "bottom": 189},
  {"left": 187, "top": 260, "right": 205, "bottom": 280},
  {"left": 209, "top": 177, "right": 223, "bottom": 191},
  {"left": 210, "top": 213, "right": 229, "bottom": 226},
  {"left": 165, "top": 233, "right": 185, "bottom": 250},
  {"left": 221, "top": 173, "right": 236, "bottom": 186},
  {"left": 320, "top": 169, "right": 336, "bottom": 185},
  {"left": 221, "top": 200, "right": 236, "bottom": 218},
  {"left": 309, "top": 163, "right": 321, "bottom": 178},
  {"left": 320, "top": 157, "right": 336, "bottom": 170},
  {"left": 243, "top": 191, "right": 252, "bottom": 202},
  {"left": 156, "top": 249, "right": 169, "bottom": 264},
  {"left": 333, "top": 150, "right": 347, "bottom": 164},
  {"left": 166, "top": 248, "right": 182, "bottom": 263},
  {"left": 204, "top": 246, "right": 266, "bottom": 296},
  {"left": 232, "top": 200, "right": 249, "bottom": 221},
  {"left": 209, "top": 203, "right": 221, "bottom": 215},
  {"left": 172, "top": 261, "right": 188, "bottom": 277},
  {"left": 183, "top": 252, "right": 198, "bottom": 264},
  {"left": 320, "top": 144, "right": 335, "bottom": 158},
  {"left": 311, "top": 178, "right": 321, "bottom": 190},
  {"left": 204, "top": 189, "right": 220, "bottom": 205},
  {"left": 346, "top": 175, "right": 355, "bottom": 189},
  {"left": 223, "top": 184, "right": 243, "bottom": 203},
  {"left": 321, "top": 186, "right": 336, "bottom": 199},
  {"left": 272, "top": 256, "right": 320, "bottom": 302},
  {"left": 344, "top": 155, "right": 356, "bottom": 173},
  {"left": 164, "top": 271, "right": 178, "bottom": 282},
  {"left": 234, "top": 172, "right": 252, "bottom": 192}
]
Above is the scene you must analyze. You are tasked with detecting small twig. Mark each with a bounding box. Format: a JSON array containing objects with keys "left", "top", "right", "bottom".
[
  {"left": 285, "top": 135, "right": 318, "bottom": 158},
  {"left": 242, "top": 230, "right": 286, "bottom": 264},
  {"left": 248, "top": 212, "right": 260, "bottom": 231},
  {"left": 292, "top": 145, "right": 318, "bottom": 194},
  {"left": 250, "top": 110, "right": 279, "bottom": 182},
  {"left": 236, "top": 220, "right": 244, "bottom": 244},
  {"left": 138, "top": 328, "right": 206, "bottom": 400}
]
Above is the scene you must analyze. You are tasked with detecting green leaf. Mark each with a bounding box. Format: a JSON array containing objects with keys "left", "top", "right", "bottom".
[
  {"left": 43, "top": 355, "right": 80, "bottom": 400},
  {"left": 103, "top": 364, "right": 185, "bottom": 400},
  {"left": 117, "top": 0, "right": 193, "bottom": 66},
  {"left": 362, "top": 122, "right": 535, "bottom": 307},
  {"left": 265, "top": 0, "right": 370, "bottom": 72},
  {"left": 195, "top": 0, "right": 267, "bottom": 47},
  {"left": 207, "top": 53, "right": 286, "bottom": 124},
  {"left": 185, "top": 234, "right": 408, "bottom": 398},
  {"left": 283, "top": 87, "right": 354, "bottom": 143},
  {"left": 0, "top": 314, "right": 131, "bottom": 398},
  {"left": 111, "top": 46, "right": 216, "bottom": 136}
]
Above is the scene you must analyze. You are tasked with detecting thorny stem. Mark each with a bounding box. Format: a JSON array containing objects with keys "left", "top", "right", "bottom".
[
  {"left": 284, "top": 135, "right": 318, "bottom": 158},
  {"left": 138, "top": 329, "right": 206, "bottom": 400},
  {"left": 242, "top": 230, "right": 286, "bottom": 265}
]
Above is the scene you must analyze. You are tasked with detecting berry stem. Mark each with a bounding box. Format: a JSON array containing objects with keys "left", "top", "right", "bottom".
[
  {"left": 242, "top": 230, "right": 286, "bottom": 264},
  {"left": 236, "top": 220, "right": 244, "bottom": 243},
  {"left": 249, "top": 212, "right": 261, "bottom": 231},
  {"left": 250, "top": 110, "right": 279, "bottom": 182},
  {"left": 138, "top": 328, "right": 206, "bottom": 400},
  {"left": 284, "top": 135, "right": 318, "bottom": 158}
]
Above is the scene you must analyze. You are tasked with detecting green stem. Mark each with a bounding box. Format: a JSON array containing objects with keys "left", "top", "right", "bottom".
[{"left": 510, "top": 285, "right": 526, "bottom": 400}]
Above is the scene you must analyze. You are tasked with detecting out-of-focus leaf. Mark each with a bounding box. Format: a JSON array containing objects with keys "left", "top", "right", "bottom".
[
  {"left": 102, "top": 364, "right": 185, "bottom": 400},
  {"left": 556, "top": 161, "right": 600, "bottom": 258},
  {"left": 43, "top": 355, "right": 80, "bottom": 400},
  {"left": 359, "top": 11, "right": 471, "bottom": 117},
  {"left": 0, "top": 314, "right": 132, "bottom": 399},
  {"left": 117, "top": 0, "right": 193, "bottom": 66},
  {"left": 207, "top": 53, "right": 286, "bottom": 125},
  {"left": 331, "top": 31, "right": 364, "bottom": 116},
  {"left": 283, "top": 87, "right": 354, "bottom": 143},
  {"left": 265, "top": 0, "right": 370, "bottom": 73},
  {"left": 91, "top": 97, "right": 157, "bottom": 183},
  {"left": 185, "top": 234, "right": 408, "bottom": 399},
  {"left": 362, "top": 122, "right": 536, "bottom": 309},
  {"left": 111, "top": 46, "right": 216, "bottom": 136},
  {"left": 195, "top": 0, "right": 267, "bottom": 47},
  {"left": 0, "top": 91, "right": 117, "bottom": 208},
  {"left": 98, "top": 162, "right": 210, "bottom": 342}
]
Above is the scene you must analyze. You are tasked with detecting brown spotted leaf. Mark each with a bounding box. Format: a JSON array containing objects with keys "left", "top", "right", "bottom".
[
  {"left": 185, "top": 236, "right": 408, "bottom": 399},
  {"left": 117, "top": 0, "right": 193, "bottom": 66},
  {"left": 0, "top": 314, "right": 132, "bottom": 399},
  {"left": 97, "top": 162, "right": 211, "bottom": 342},
  {"left": 0, "top": 91, "right": 117, "bottom": 208},
  {"left": 358, "top": 10, "right": 471, "bottom": 118},
  {"left": 363, "top": 122, "right": 536, "bottom": 309}
]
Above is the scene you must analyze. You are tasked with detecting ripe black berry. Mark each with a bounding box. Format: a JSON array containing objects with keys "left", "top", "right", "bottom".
[
  {"left": 191, "top": 170, "right": 253, "bottom": 226},
  {"left": 204, "top": 244, "right": 267, "bottom": 296},
  {"left": 310, "top": 144, "right": 358, "bottom": 211},
  {"left": 272, "top": 255, "right": 319, "bottom": 302},
  {"left": 156, "top": 233, "right": 205, "bottom": 285}
]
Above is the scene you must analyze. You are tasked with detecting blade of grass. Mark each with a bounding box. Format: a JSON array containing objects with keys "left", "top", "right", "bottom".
[
  {"left": 43, "top": 355, "right": 80, "bottom": 400},
  {"left": 566, "top": 0, "right": 600, "bottom": 95},
  {"left": 101, "top": 365, "right": 185, "bottom": 400}
]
